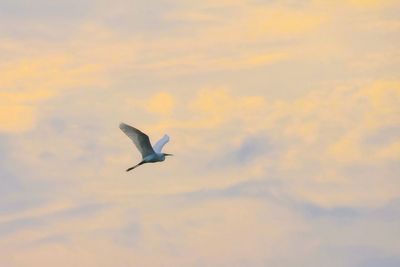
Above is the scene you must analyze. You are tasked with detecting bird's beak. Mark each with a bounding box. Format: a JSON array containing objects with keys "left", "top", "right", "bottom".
[{"left": 164, "top": 153, "right": 174, "bottom": 156}]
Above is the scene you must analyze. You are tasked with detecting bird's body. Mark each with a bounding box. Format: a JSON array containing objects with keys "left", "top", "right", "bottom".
[
  {"left": 144, "top": 153, "right": 166, "bottom": 163},
  {"left": 119, "top": 122, "right": 172, "bottom": 171}
]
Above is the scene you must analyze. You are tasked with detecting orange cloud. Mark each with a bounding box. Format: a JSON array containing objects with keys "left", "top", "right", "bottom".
[
  {"left": 146, "top": 92, "right": 175, "bottom": 115},
  {"left": 190, "top": 88, "right": 266, "bottom": 128},
  {"left": 247, "top": 8, "right": 325, "bottom": 38},
  {"left": 0, "top": 104, "right": 36, "bottom": 133},
  {"left": 344, "top": 0, "right": 397, "bottom": 8},
  {"left": 0, "top": 89, "right": 53, "bottom": 133}
]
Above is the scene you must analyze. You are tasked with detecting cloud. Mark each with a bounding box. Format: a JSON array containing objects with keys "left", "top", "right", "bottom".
[
  {"left": 146, "top": 92, "right": 175, "bottom": 115},
  {"left": 206, "top": 135, "right": 272, "bottom": 170},
  {"left": 166, "top": 178, "right": 369, "bottom": 220},
  {"left": 0, "top": 90, "right": 52, "bottom": 133},
  {"left": 189, "top": 88, "right": 266, "bottom": 128},
  {"left": 28, "top": 234, "right": 71, "bottom": 247},
  {"left": 112, "top": 221, "right": 141, "bottom": 247},
  {"left": 0, "top": 198, "right": 112, "bottom": 264},
  {"left": 358, "top": 257, "right": 400, "bottom": 267},
  {"left": 179, "top": 81, "right": 400, "bottom": 208},
  {"left": 0, "top": 0, "right": 399, "bottom": 266},
  {"left": 337, "top": 0, "right": 398, "bottom": 8}
]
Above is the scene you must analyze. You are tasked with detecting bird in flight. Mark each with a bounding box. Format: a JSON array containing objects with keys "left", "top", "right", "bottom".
[{"left": 119, "top": 122, "right": 173, "bottom": 171}]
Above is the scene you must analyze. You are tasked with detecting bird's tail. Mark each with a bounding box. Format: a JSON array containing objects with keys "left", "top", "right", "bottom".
[{"left": 126, "top": 161, "right": 145, "bottom": 172}]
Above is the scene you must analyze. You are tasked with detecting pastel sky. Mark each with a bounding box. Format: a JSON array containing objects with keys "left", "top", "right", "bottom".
[{"left": 1, "top": 0, "right": 399, "bottom": 266}]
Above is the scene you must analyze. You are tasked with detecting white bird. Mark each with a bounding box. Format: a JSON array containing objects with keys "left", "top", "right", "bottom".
[{"left": 119, "top": 122, "right": 173, "bottom": 171}]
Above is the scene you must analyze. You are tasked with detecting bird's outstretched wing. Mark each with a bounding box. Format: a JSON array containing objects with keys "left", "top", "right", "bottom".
[
  {"left": 119, "top": 123, "right": 155, "bottom": 158},
  {"left": 153, "top": 134, "right": 170, "bottom": 153}
]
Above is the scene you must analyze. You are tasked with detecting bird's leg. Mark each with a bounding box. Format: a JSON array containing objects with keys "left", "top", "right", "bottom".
[{"left": 126, "top": 160, "right": 145, "bottom": 172}]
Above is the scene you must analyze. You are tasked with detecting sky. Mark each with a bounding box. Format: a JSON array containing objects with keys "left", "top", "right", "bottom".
[{"left": 0, "top": 0, "right": 399, "bottom": 266}]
